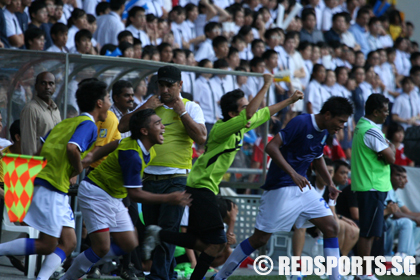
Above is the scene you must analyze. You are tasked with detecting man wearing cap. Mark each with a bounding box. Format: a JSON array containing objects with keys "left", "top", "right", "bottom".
[{"left": 119, "top": 65, "right": 206, "bottom": 280}]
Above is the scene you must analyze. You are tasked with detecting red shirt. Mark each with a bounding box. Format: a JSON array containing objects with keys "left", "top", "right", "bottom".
[
  {"left": 252, "top": 135, "right": 274, "bottom": 166},
  {"left": 395, "top": 143, "right": 413, "bottom": 166},
  {"left": 323, "top": 138, "right": 347, "bottom": 161}
]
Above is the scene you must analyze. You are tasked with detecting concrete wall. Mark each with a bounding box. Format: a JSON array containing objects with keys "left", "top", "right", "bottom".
[{"left": 396, "top": 0, "right": 420, "bottom": 43}]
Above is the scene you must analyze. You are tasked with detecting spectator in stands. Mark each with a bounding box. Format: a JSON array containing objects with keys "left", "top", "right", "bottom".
[
  {"left": 351, "top": 93, "right": 395, "bottom": 279},
  {"left": 119, "top": 41, "right": 134, "bottom": 58},
  {"left": 388, "top": 9, "right": 404, "bottom": 41},
  {"left": 0, "top": 0, "right": 11, "bottom": 48},
  {"left": 171, "top": 6, "right": 190, "bottom": 50},
  {"left": 65, "top": 8, "right": 87, "bottom": 50},
  {"left": 300, "top": 8, "right": 324, "bottom": 44},
  {"left": 132, "top": 38, "right": 142, "bottom": 59},
  {"left": 72, "top": 29, "right": 94, "bottom": 54},
  {"left": 324, "top": 13, "right": 344, "bottom": 46},
  {"left": 392, "top": 76, "right": 420, "bottom": 130},
  {"left": 304, "top": 64, "right": 329, "bottom": 114},
  {"left": 194, "top": 59, "right": 216, "bottom": 134},
  {"left": 28, "top": 1, "right": 53, "bottom": 49},
  {"left": 195, "top": 22, "right": 221, "bottom": 62},
  {"left": 251, "top": 38, "right": 265, "bottom": 58},
  {"left": 24, "top": 27, "right": 45, "bottom": 50},
  {"left": 351, "top": 66, "right": 366, "bottom": 123},
  {"left": 212, "top": 35, "right": 229, "bottom": 62},
  {"left": 110, "top": 80, "right": 134, "bottom": 138},
  {"left": 126, "top": 6, "right": 149, "bottom": 46},
  {"left": 94, "top": 0, "right": 125, "bottom": 46},
  {"left": 184, "top": 3, "right": 205, "bottom": 52},
  {"left": 262, "top": 49, "right": 282, "bottom": 106},
  {"left": 158, "top": 42, "right": 173, "bottom": 63},
  {"left": 349, "top": 8, "right": 371, "bottom": 56},
  {"left": 47, "top": 22, "right": 68, "bottom": 52},
  {"left": 118, "top": 30, "right": 133, "bottom": 45},
  {"left": 44, "top": 0, "right": 54, "bottom": 23},
  {"left": 298, "top": 41, "right": 313, "bottom": 88},
  {"left": 242, "top": 57, "right": 265, "bottom": 101},
  {"left": 387, "top": 123, "right": 414, "bottom": 167},
  {"left": 119, "top": 65, "right": 206, "bottom": 280},
  {"left": 367, "top": 17, "right": 383, "bottom": 52},
  {"left": 4, "top": 0, "right": 24, "bottom": 49},
  {"left": 335, "top": 160, "right": 358, "bottom": 222},
  {"left": 15, "top": 0, "right": 30, "bottom": 34},
  {"left": 142, "top": 44, "right": 159, "bottom": 61},
  {"left": 86, "top": 13, "right": 98, "bottom": 51},
  {"left": 49, "top": 0, "right": 63, "bottom": 25},
  {"left": 226, "top": 47, "right": 240, "bottom": 72},
  {"left": 210, "top": 58, "right": 236, "bottom": 112},
  {"left": 322, "top": 0, "right": 340, "bottom": 32},
  {"left": 95, "top": 1, "right": 110, "bottom": 16},
  {"left": 394, "top": 37, "right": 411, "bottom": 77},
  {"left": 20, "top": 72, "right": 61, "bottom": 155}
]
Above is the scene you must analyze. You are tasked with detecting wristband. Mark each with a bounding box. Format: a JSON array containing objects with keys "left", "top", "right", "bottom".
[{"left": 180, "top": 111, "right": 188, "bottom": 118}]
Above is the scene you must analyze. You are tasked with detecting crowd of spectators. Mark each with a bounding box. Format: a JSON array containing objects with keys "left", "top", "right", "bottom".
[{"left": 1, "top": 0, "right": 420, "bottom": 278}]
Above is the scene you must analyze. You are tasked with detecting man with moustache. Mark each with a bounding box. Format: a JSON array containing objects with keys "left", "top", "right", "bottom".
[
  {"left": 110, "top": 80, "right": 135, "bottom": 139},
  {"left": 21, "top": 71, "right": 61, "bottom": 155}
]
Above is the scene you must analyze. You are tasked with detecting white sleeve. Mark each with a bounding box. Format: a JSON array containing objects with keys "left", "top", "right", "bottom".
[
  {"left": 363, "top": 127, "right": 389, "bottom": 153},
  {"left": 5, "top": 17, "right": 16, "bottom": 37},
  {"left": 391, "top": 97, "right": 403, "bottom": 115},
  {"left": 195, "top": 43, "right": 209, "bottom": 62},
  {"left": 185, "top": 101, "right": 205, "bottom": 124}
]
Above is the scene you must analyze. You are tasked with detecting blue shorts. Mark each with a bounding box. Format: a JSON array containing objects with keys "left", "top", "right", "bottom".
[{"left": 357, "top": 191, "right": 387, "bottom": 238}]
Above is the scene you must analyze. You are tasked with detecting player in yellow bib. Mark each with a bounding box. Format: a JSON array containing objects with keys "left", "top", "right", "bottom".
[{"left": 60, "top": 109, "right": 192, "bottom": 280}]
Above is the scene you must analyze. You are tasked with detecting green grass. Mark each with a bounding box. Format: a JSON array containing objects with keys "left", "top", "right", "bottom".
[{"left": 109, "top": 276, "right": 418, "bottom": 280}]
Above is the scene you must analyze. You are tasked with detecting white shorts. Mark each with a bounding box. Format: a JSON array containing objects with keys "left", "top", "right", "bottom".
[
  {"left": 24, "top": 186, "right": 75, "bottom": 238},
  {"left": 255, "top": 185, "right": 333, "bottom": 233},
  {"left": 78, "top": 180, "right": 134, "bottom": 234}
]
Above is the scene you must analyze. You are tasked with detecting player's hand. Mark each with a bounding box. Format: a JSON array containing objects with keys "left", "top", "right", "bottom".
[
  {"left": 81, "top": 152, "right": 94, "bottom": 168},
  {"left": 290, "top": 90, "right": 304, "bottom": 103},
  {"left": 341, "top": 216, "right": 358, "bottom": 228},
  {"left": 227, "top": 232, "right": 236, "bottom": 245},
  {"left": 70, "top": 176, "right": 78, "bottom": 186},
  {"left": 290, "top": 172, "right": 310, "bottom": 191},
  {"left": 172, "top": 96, "right": 187, "bottom": 116},
  {"left": 328, "top": 184, "right": 341, "bottom": 201},
  {"left": 168, "top": 191, "right": 192, "bottom": 206},
  {"left": 145, "top": 95, "right": 163, "bottom": 110},
  {"left": 262, "top": 73, "right": 274, "bottom": 86}
]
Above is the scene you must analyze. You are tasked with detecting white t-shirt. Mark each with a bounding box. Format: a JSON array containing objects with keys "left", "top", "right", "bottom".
[
  {"left": 392, "top": 92, "right": 420, "bottom": 129},
  {"left": 304, "top": 80, "right": 331, "bottom": 114},
  {"left": 361, "top": 117, "right": 389, "bottom": 153}
]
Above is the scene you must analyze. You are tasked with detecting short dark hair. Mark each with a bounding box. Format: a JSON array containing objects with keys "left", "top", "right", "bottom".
[
  {"left": 204, "top": 22, "right": 220, "bottom": 37},
  {"left": 87, "top": 14, "right": 96, "bottom": 24},
  {"left": 401, "top": 76, "right": 413, "bottom": 87},
  {"left": 298, "top": 41, "right": 312, "bottom": 52},
  {"left": 29, "top": 1, "right": 47, "bottom": 20},
  {"left": 24, "top": 28, "right": 46, "bottom": 49},
  {"left": 96, "top": 2, "right": 110, "bottom": 16},
  {"left": 212, "top": 36, "right": 228, "bottom": 48},
  {"left": 262, "top": 49, "right": 278, "bottom": 61},
  {"left": 100, "top": 43, "right": 117, "bottom": 55},
  {"left": 119, "top": 41, "right": 133, "bottom": 55},
  {"left": 324, "top": 157, "right": 334, "bottom": 167},
  {"left": 386, "top": 122, "right": 405, "bottom": 141},
  {"left": 172, "top": 48, "right": 184, "bottom": 59},
  {"left": 301, "top": 8, "right": 316, "bottom": 22},
  {"left": 264, "top": 28, "right": 279, "bottom": 40},
  {"left": 213, "top": 58, "right": 229, "bottom": 69},
  {"left": 356, "top": 7, "right": 370, "bottom": 19},
  {"left": 112, "top": 80, "right": 132, "bottom": 102},
  {"left": 410, "top": 65, "right": 420, "bottom": 76},
  {"left": 238, "top": 25, "right": 253, "bottom": 37},
  {"left": 110, "top": 0, "right": 125, "bottom": 11},
  {"left": 130, "top": 109, "right": 157, "bottom": 140},
  {"left": 68, "top": 8, "right": 86, "bottom": 28},
  {"left": 172, "top": 5, "right": 185, "bottom": 15},
  {"left": 332, "top": 12, "right": 346, "bottom": 23},
  {"left": 231, "top": 35, "right": 245, "bottom": 45},
  {"left": 251, "top": 39, "right": 264, "bottom": 53},
  {"left": 185, "top": 3, "right": 197, "bottom": 14},
  {"left": 75, "top": 29, "right": 92, "bottom": 46},
  {"left": 142, "top": 45, "right": 158, "bottom": 59},
  {"left": 9, "top": 119, "right": 20, "bottom": 143},
  {"left": 220, "top": 89, "right": 245, "bottom": 121},
  {"left": 333, "top": 160, "right": 350, "bottom": 173},
  {"left": 228, "top": 46, "right": 239, "bottom": 58},
  {"left": 50, "top": 22, "right": 68, "bottom": 36},
  {"left": 365, "top": 93, "right": 389, "bottom": 116},
  {"left": 390, "top": 164, "right": 406, "bottom": 176},
  {"left": 368, "top": 16, "right": 380, "bottom": 26},
  {"left": 320, "top": 96, "right": 354, "bottom": 117},
  {"left": 250, "top": 57, "right": 264, "bottom": 69},
  {"left": 126, "top": 6, "right": 145, "bottom": 27},
  {"left": 198, "top": 58, "right": 211, "bottom": 68},
  {"left": 76, "top": 80, "right": 108, "bottom": 113},
  {"left": 133, "top": 38, "right": 142, "bottom": 46},
  {"left": 386, "top": 47, "right": 396, "bottom": 55},
  {"left": 410, "top": 52, "right": 420, "bottom": 62},
  {"left": 118, "top": 30, "right": 133, "bottom": 42},
  {"left": 157, "top": 42, "right": 172, "bottom": 53}
]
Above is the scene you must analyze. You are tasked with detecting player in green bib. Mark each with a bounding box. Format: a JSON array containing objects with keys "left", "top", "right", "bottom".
[
  {"left": 142, "top": 73, "right": 304, "bottom": 280},
  {"left": 0, "top": 80, "right": 111, "bottom": 280},
  {"left": 60, "top": 109, "right": 192, "bottom": 280}
]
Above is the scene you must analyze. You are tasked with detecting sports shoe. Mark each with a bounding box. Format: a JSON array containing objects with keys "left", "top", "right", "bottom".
[
  {"left": 7, "top": 256, "right": 25, "bottom": 272},
  {"left": 142, "top": 225, "right": 162, "bottom": 260},
  {"left": 120, "top": 267, "right": 139, "bottom": 280},
  {"left": 87, "top": 266, "right": 101, "bottom": 279},
  {"left": 49, "top": 267, "right": 66, "bottom": 280}
]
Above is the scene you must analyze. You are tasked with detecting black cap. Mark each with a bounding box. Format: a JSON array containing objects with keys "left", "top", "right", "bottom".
[{"left": 157, "top": 66, "right": 181, "bottom": 84}]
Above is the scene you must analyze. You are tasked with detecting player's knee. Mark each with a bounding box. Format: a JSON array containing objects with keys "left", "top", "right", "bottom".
[
  {"left": 349, "top": 226, "right": 359, "bottom": 241},
  {"left": 324, "top": 220, "right": 339, "bottom": 238},
  {"left": 250, "top": 234, "right": 270, "bottom": 248},
  {"left": 93, "top": 243, "right": 111, "bottom": 258}
]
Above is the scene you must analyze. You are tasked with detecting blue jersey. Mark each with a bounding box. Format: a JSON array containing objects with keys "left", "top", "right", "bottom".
[{"left": 262, "top": 114, "right": 328, "bottom": 190}]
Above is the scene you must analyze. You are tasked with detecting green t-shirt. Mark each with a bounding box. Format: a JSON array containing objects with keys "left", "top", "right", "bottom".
[{"left": 187, "top": 107, "right": 270, "bottom": 195}]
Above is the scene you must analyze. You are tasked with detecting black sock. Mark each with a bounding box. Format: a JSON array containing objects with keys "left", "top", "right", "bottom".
[
  {"left": 190, "top": 252, "right": 215, "bottom": 280},
  {"left": 159, "top": 230, "right": 197, "bottom": 249},
  {"left": 122, "top": 252, "right": 131, "bottom": 269}
]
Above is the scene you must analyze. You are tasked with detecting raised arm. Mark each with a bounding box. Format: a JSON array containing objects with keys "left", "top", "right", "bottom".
[
  {"left": 268, "top": 90, "right": 304, "bottom": 116},
  {"left": 118, "top": 95, "right": 163, "bottom": 133},
  {"left": 245, "top": 73, "right": 273, "bottom": 120},
  {"left": 81, "top": 140, "right": 120, "bottom": 168}
]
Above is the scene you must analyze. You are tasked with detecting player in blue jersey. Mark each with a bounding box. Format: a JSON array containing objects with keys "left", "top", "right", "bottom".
[{"left": 213, "top": 96, "right": 354, "bottom": 280}]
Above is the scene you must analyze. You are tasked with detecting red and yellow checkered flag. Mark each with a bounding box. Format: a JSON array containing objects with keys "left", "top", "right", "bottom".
[{"left": 2, "top": 154, "right": 47, "bottom": 222}]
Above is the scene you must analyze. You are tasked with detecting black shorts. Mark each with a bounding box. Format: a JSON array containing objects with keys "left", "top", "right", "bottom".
[
  {"left": 357, "top": 191, "right": 387, "bottom": 238},
  {"left": 186, "top": 186, "right": 227, "bottom": 245}
]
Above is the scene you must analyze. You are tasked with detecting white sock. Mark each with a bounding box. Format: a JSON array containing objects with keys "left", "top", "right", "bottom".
[
  {"left": 60, "top": 248, "right": 100, "bottom": 280},
  {"left": 36, "top": 247, "right": 67, "bottom": 280},
  {"left": 215, "top": 238, "right": 255, "bottom": 280},
  {"left": 324, "top": 237, "right": 340, "bottom": 280},
  {"left": 0, "top": 238, "right": 36, "bottom": 256},
  {"left": 94, "top": 242, "right": 127, "bottom": 265}
]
